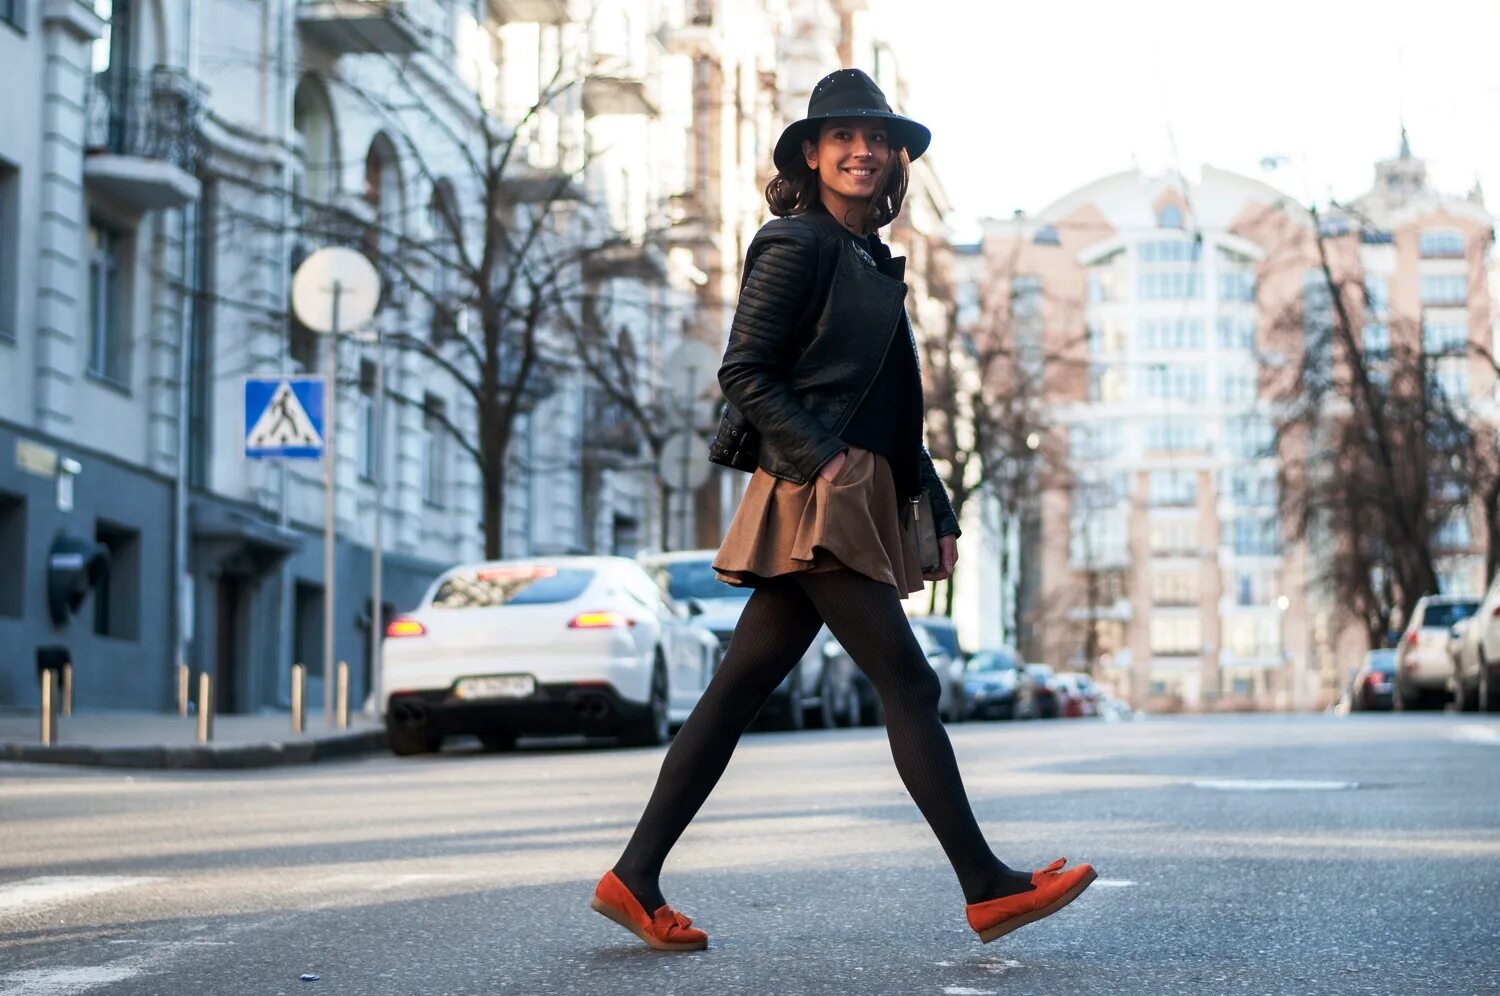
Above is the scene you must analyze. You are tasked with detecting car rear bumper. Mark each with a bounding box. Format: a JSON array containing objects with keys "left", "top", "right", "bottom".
[
  {"left": 383, "top": 652, "right": 649, "bottom": 712},
  {"left": 385, "top": 681, "right": 652, "bottom": 738}
]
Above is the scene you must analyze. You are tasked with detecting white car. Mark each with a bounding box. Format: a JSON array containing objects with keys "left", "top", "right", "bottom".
[
  {"left": 1393, "top": 594, "right": 1478, "bottom": 710},
  {"left": 1449, "top": 575, "right": 1500, "bottom": 712},
  {"left": 381, "top": 556, "right": 721, "bottom": 755}
]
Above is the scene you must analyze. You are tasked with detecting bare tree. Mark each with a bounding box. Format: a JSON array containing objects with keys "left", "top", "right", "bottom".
[{"left": 1268, "top": 204, "right": 1478, "bottom": 646}]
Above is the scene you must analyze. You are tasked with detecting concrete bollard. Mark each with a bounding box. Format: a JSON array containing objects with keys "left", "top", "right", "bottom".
[
  {"left": 61, "top": 662, "right": 73, "bottom": 717},
  {"left": 197, "top": 672, "right": 213, "bottom": 744},
  {"left": 40, "top": 669, "right": 56, "bottom": 747},
  {"left": 291, "top": 663, "right": 306, "bottom": 734},
  {"left": 177, "top": 663, "right": 190, "bottom": 718},
  {"left": 336, "top": 660, "right": 349, "bottom": 730}
]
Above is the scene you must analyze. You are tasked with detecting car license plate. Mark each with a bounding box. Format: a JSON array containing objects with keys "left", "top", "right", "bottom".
[{"left": 455, "top": 675, "right": 535, "bottom": 700}]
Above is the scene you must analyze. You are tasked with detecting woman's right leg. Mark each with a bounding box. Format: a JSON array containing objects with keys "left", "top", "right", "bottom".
[{"left": 612, "top": 576, "right": 825, "bottom": 911}]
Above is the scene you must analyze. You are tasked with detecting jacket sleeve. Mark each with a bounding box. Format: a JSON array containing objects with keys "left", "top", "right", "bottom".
[
  {"left": 717, "top": 224, "right": 847, "bottom": 479},
  {"left": 920, "top": 446, "right": 962, "bottom": 538}
]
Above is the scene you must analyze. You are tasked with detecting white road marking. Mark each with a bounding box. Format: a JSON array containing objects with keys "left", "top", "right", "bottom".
[
  {"left": 1453, "top": 724, "right": 1500, "bottom": 745},
  {"left": 1190, "top": 779, "right": 1359, "bottom": 791},
  {"left": 942, "top": 988, "right": 998, "bottom": 995},
  {"left": 1092, "top": 878, "right": 1137, "bottom": 888},
  {"left": 0, "top": 877, "right": 158, "bottom": 916},
  {"left": 0, "top": 966, "right": 139, "bottom": 996}
]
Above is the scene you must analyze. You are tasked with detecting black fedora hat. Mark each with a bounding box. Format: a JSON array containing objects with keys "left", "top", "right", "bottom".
[{"left": 773, "top": 68, "right": 931, "bottom": 173}]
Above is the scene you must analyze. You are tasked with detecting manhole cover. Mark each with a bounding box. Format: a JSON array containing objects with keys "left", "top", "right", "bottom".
[{"left": 1190, "top": 779, "right": 1359, "bottom": 791}]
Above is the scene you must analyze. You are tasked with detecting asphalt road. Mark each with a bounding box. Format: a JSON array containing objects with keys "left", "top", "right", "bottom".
[{"left": 2, "top": 713, "right": 1497, "bottom": 996}]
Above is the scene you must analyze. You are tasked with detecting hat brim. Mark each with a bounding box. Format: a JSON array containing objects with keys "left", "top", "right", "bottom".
[{"left": 772, "top": 110, "right": 931, "bottom": 174}]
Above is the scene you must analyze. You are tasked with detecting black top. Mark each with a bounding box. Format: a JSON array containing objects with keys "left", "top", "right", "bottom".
[{"left": 838, "top": 235, "right": 923, "bottom": 496}]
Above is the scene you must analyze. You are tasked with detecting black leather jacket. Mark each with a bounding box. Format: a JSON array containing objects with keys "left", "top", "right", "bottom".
[{"left": 707, "top": 209, "right": 961, "bottom": 538}]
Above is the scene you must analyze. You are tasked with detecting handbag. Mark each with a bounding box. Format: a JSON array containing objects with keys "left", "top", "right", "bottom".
[{"left": 905, "top": 491, "right": 942, "bottom": 575}]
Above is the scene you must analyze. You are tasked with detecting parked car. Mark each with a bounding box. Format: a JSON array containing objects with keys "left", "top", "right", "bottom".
[
  {"left": 1393, "top": 594, "right": 1479, "bottom": 709},
  {"left": 1449, "top": 573, "right": 1500, "bottom": 712},
  {"left": 380, "top": 556, "right": 722, "bottom": 755},
  {"left": 1053, "top": 672, "right": 1102, "bottom": 718},
  {"left": 911, "top": 620, "right": 967, "bottom": 723},
  {"left": 909, "top": 615, "right": 966, "bottom": 664},
  {"left": 962, "top": 648, "right": 1027, "bottom": 720},
  {"left": 1347, "top": 649, "right": 1397, "bottom": 711},
  {"left": 638, "top": 550, "right": 856, "bottom": 729},
  {"left": 1023, "top": 663, "right": 1061, "bottom": 719}
]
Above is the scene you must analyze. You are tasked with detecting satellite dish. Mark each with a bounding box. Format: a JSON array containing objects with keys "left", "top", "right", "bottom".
[
  {"left": 292, "top": 247, "right": 381, "bottom": 334},
  {"left": 662, "top": 341, "right": 720, "bottom": 403}
]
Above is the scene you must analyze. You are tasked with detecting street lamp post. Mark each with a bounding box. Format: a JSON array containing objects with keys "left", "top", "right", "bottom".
[{"left": 1276, "top": 594, "right": 1294, "bottom": 711}]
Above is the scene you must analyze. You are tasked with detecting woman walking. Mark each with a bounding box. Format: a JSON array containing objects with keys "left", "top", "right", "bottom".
[{"left": 592, "top": 68, "right": 1096, "bottom": 952}]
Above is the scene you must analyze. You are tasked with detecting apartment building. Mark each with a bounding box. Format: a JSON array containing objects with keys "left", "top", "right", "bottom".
[
  {"left": 0, "top": 0, "right": 767, "bottom": 713},
  {"left": 978, "top": 140, "right": 1496, "bottom": 710}
]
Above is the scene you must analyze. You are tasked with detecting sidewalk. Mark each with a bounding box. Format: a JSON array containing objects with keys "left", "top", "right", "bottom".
[{"left": 0, "top": 709, "right": 387, "bottom": 770}]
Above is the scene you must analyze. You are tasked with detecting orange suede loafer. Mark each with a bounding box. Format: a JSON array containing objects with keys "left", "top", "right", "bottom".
[
  {"left": 965, "top": 858, "right": 1098, "bottom": 943},
  {"left": 592, "top": 870, "right": 708, "bottom": 951}
]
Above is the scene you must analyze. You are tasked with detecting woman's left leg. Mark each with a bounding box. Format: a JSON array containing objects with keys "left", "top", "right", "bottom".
[{"left": 611, "top": 576, "right": 826, "bottom": 912}]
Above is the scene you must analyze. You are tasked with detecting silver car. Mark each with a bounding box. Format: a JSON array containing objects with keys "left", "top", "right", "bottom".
[{"left": 1393, "top": 594, "right": 1478, "bottom": 709}]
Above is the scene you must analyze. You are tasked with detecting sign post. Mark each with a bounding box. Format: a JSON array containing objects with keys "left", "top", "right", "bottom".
[{"left": 291, "top": 248, "right": 380, "bottom": 727}]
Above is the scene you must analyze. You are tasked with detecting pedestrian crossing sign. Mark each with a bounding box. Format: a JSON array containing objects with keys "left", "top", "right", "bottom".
[{"left": 244, "top": 377, "right": 325, "bottom": 460}]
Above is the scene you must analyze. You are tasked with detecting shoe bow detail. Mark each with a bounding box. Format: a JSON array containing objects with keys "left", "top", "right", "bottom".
[
  {"left": 1040, "top": 857, "right": 1067, "bottom": 876},
  {"left": 652, "top": 907, "right": 697, "bottom": 939}
]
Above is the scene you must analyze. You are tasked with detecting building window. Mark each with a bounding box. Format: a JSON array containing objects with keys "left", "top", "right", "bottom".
[
  {"left": 94, "top": 519, "right": 140, "bottom": 640},
  {"left": 1224, "top": 614, "right": 1280, "bottom": 659},
  {"left": 1435, "top": 513, "right": 1472, "bottom": 550},
  {"left": 1157, "top": 204, "right": 1183, "bottom": 229},
  {"left": 1221, "top": 369, "right": 1256, "bottom": 405},
  {"left": 1087, "top": 258, "right": 1123, "bottom": 303},
  {"left": 1150, "top": 569, "right": 1198, "bottom": 606},
  {"left": 1137, "top": 270, "right": 1203, "bottom": 300},
  {"left": 1139, "top": 239, "right": 1200, "bottom": 263},
  {"left": 1149, "top": 517, "right": 1198, "bottom": 556},
  {"left": 1145, "top": 418, "right": 1201, "bottom": 453},
  {"left": 1143, "top": 364, "right": 1204, "bottom": 402},
  {"left": 1150, "top": 616, "right": 1201, "bottom": 657},
  {"left": 0, "top": 0, "right": 22, "bottom": 30},
  {"left": 1139, "top": 318, "right": 1204, "bottom": 351},
  {"left": 421, "top": 393, "right": 446, "bottom": 507},
  {"left": 1431, "top": 357, "right": 1470, "bottom": 401},
  {"left": 87, "top": 221, "right": 128, "bottom": 385},
  {"left": 1224, "top": 465, "right": 1277, "bottom": 507},
  {"left": 1225, "top": 415, "right": 1274, "bottom": 460},
  {"left": 0, "top": 492, "right": 23, "bottom": 617},
  {"left": 357, "top": 359, "right": 378, "bottom": 482},
  {"left": 1421, "top": 274, "right": 1467, "bottom": 306},
  {"left": 1422, "top": 316, "right": 1468, "bottom": 355},
  {"left": 1069, "top": 422, "right": 1123, "bottom": 462},
  {"left": 1364, "top": 275, "right": 1390, "bottom": 315},
  {"left": 1148, "top": 470, "right": 1197, "bottom": 506},
  {"left": 1364, "top": 321, "right": 1390, "bottom": 358},
  {"left": 1069, "top": 509, "right": 1128, "bottom": 567},
  {"left": 0, "top": 161, "right": 16, "bottom": 341},
  {"left": 1031, "top": 225, "right": 1061, "bottom": 246},
  {"left": 1217, "top": 317, "right": 1255, "bottom": 351},
  {"left": 1232, "top": 515, "right": 1280, "bottom": 556},
  {"left": 1419, "top": 229, "right": 1466, "bottom": 259},
  {"left": 1217, "top": 269, "right": 1255, "bottom": 302}
]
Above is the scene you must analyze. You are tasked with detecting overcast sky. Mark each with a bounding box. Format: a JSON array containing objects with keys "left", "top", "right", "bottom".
[{"left": 865, "top": 0, "right": 1500, "bottom": 239}]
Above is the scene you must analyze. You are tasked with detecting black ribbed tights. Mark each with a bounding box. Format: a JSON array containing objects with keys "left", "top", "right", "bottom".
[{"left": 612, "top": 569, "right": 1033, "bottom": 912}]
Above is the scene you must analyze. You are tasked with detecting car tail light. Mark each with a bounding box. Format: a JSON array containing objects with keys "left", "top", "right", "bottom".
[
  {"left": 1405, "top": 631, "right": 1418, "bottom": 646},
  {"left": 569, "top": 611, "right": 634, "bottom": 629},
  {"left": 1491, "top": 604, "right": 1500, "bottom": 618},
  {"left": 385, "top": 618, "right": 426, "bottom": 638},
  {"left": 1366, "top": 673, "right": 1383, "bottom": 685}
]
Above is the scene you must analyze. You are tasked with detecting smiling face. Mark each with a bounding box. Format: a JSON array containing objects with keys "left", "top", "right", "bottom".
[{"left": 802, "top": 118, "right": 893, "bottom": 230}]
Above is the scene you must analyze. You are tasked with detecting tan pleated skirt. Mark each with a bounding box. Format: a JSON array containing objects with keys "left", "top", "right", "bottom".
[{"left": 712, "top": 445, "right": 926, "bottom": 598}]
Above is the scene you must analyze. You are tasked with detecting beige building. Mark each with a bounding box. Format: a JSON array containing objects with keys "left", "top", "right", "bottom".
[{"left": 977, "top": 138, "right": 1496, "bottom": 711}]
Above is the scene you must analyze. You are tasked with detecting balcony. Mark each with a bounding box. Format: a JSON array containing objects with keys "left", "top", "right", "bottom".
[
  {"left": 297, "top": 0, "right": 421, "bottom": 55},
  {"left": 582, "top": 74, "right": 657, "bottom": 117},
  {"left": 582, "top": 403, "right": 642, "bottom": 470},
  {"left": 488, "top": 0, "right": 569, "bottom": 23},
  {"left": 582, "top": 239, "right": 667, "bottom": 283},
  {"left": 497, "top": 165, "right": 585, "bottom": 204},
  {"left": 83, "top": 68, "right": 202, "bottom": 212},
  {"left": 659, "top": 2, "right": 718, "bottom": 57}
]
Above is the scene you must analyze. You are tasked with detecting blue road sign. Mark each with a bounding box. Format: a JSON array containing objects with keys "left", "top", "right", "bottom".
[{"left": 244, "top": 377, "right": 325, "bottom": 460}]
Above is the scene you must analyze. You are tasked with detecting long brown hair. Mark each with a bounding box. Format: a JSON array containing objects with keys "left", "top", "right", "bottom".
[{"left": 764, "top": 134, "right": 910, "bottom": 233}]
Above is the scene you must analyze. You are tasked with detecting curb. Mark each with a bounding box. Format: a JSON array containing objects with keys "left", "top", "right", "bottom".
[{"left": 0, "top": 729, "right": 387, "bottom": 770}]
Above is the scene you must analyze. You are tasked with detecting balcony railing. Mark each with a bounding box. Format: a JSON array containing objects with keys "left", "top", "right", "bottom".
[
  {"left": 488, "top": 0, "right": 569, "bottom": 24},
  {"left": 84, "top": 67, "right": 202, "bottom": 210}
]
